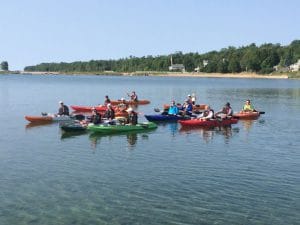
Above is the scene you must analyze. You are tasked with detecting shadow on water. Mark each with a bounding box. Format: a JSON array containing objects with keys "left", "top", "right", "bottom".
[{"left": 179, "top": 125, "right": 239, "bottom": 144}]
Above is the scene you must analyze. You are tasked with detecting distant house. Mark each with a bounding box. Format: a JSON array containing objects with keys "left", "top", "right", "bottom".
[
  {"left": 169, "top": 56, "right": 185, "bottom": 72},
  {"left": 203, "top": 60, "right": 209, "bottom": 67},
  {"left": 273, "top": 65, "right": 289, "bottom": 72},
  {"left": 169, "top": 64, "right": 185, "bottom": 72},
  {"left": 289, "top": 59, "right": 300, "bottom": 72}
]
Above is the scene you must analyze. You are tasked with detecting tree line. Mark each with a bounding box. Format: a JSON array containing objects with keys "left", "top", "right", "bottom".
[{"left": 24, "top": 40, "right": 300, "bottom": 74}]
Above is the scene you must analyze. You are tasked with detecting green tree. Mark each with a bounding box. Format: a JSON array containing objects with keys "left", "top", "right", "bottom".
[{"left": 1, "top": 61, "right": 9, "bottom": 71}]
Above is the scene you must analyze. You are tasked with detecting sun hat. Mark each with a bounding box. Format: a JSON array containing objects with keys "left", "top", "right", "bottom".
[{"left": 59, "top": 101, "right": 63, "bottom": 104}]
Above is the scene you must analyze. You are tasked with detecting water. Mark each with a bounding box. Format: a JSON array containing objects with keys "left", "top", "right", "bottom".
[{"left": 0, "top": 74, "right": 299, "bottom": 225}]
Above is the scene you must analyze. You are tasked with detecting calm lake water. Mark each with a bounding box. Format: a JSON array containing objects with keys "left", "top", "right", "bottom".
[{"left": 0, "top": 74, "right": 299, "bottom": 225}]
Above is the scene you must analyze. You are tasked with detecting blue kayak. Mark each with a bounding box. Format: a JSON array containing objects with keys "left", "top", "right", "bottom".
[{"left": 144, "top": 114, "right": 190, "bottom": 122}]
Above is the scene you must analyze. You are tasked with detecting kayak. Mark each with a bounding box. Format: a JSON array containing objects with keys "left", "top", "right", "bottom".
[
  {"left": 163, "top": 104, "right": 208, "bottom": 112},
  {"left": 25, "top": 115, "right": 73, "bottom": 123},
  {"left": 144, "top": 114, "right": 190, "bottom": 122},
  {"left": 71, "top": 105, "right": 108, "bottom": 112},
  {"left": 233, "top": 111, "right": 261, "bottom": 120},
  {"left": 60, "top": 122, "right": 87, "bottom": 132},
  {"left": 179, "top": 118, "right": 238, "bottom": 127},
  {"left": 87, "top": 122, "right": 157, "bottom": 133},
  {"left": 110, "top": 99, "right": 150, "bottom": 105},
  {"left": 70, "top": 105, "right": 128, "bottom": 117}
]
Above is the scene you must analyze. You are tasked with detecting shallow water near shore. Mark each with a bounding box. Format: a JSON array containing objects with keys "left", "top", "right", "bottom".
[{"left": 0, "top": 74, "right": 299, "bottom": 225}]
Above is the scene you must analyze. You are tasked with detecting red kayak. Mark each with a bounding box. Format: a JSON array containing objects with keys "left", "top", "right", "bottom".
[
  {"left": 71, "top": 105, "right": 109, "bottom": 112},
  {"left": 110, "top": 99, "right": 150, "bottom": 105},
  {"left": 179, "top": 118, "right": 238, "bottom": 127},
  {"left": 233, "top": 111, "right": 261, "bottom": 120}
]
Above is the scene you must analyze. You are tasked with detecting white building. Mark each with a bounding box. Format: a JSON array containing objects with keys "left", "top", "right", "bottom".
[
  {"left": 169, "top": 56, "right": 185, "bottom": 72},
  {"left": 289, "top": 59, "right": 300, "bottom": 72},
  {"left": 169, "top": 64, "right": 185, "bottom": 72}
]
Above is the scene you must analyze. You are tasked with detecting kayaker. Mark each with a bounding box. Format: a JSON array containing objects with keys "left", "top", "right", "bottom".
[
  {"left": 242, "top": 99, "right": 256, "bottom": 112},
  {"left": 197, "top": 105, "right": 214, "bottom": 120},
  {"left": 128, "top": 91, "right": 138, "bottom": 102},
  {"left": 168, "top": 100, "right": 179, "bottom": 115},
  {"left": 103, "top": 104, "right": 115, "bottom": 120},
  {"left": 117, "top": 98, "right": 128, "bottom": 111},
  {"left": 191, "top": 93, "right": 197, "bottom": 105},
  {"left": 58, "top": 101, "right": 69, "bottom": 116},
  {"left": 90, "top": 108, "right": 101, "bottom": 125},
  {"left": 182, "top": 100, "right": 193, "bottom": 116},
  {"left": 215, "top": 102, "right": 233, "bottom": 119},
  {"left": 126, "top": 107, "right": 138, "bottom": 125},
  {"left": 104, "top": 95, "right": 111, "bottom": 105}
]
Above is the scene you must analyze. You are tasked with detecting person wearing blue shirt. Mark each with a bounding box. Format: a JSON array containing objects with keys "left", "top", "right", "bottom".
[
  {"left": 183, "top": 100, "right": 193, "bottom": 116},
  {"left": 168, "top": 101, "right": 179, "bottom": 115}
]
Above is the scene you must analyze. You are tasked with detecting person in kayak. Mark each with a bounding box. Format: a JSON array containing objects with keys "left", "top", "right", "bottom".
[
  {"left": 181, "top": 100, "right": 193, "bottom": 116},
  {"left": 168, "top": 100, "right": 179, "bottom": 115},
  {"left": 90, "top": 108, "right": 101, "bottom": 124},
  {"left": 242, "top": 99, "right": 256, "bottom": 112},
  {"left": 117, "top": 98, "right": 128, "bottom": 110},
  {"left": 58, "top": 101, "right": 69, "bottom": 116},
  {"left": 128, "top": 91, "right": 138, "bottom": 102},
  {"left": 104, "top": 95, "right": 111, "bottom": 105},
  {"left": 197, "top": 105, "right": 214, "bottom": 120},
  {"left": 191, "top": 93, "right": 197, "bottom": 105},
  {"left": 103, "top": 104, "right": 115, "bottom": 120},
  {"left": 126, "top": 107, "right": 138, "bottom": 125},
  {"left": 215, "top": 102, "right": 233, "bottom": 119}
]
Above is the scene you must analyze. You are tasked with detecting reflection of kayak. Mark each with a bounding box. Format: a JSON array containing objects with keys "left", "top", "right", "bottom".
[
  {"left": 144, "top": 114, "right": 190, "bottom": 122},
  {"left": 71, "top": 105, "right": 108, "bottom": 112},
  {"left": 25, "top": 115, "right": 72, "bottom": 123},
  {"left": 87, "top": 122, "right": 157, "bottom": 133},
  {"left": 179, "top": 118, "right": 238, "bottom": 127},
  {"left": 233, "top": 111, "right": 260, "bottom": 120},
  {"left": 110, "top": 99, "right": 150, "bottom": 105}
]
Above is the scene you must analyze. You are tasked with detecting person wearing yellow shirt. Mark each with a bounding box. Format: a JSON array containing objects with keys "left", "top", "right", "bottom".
[{"left": 243, "top": 99, "right": 256, "bottom": 112}]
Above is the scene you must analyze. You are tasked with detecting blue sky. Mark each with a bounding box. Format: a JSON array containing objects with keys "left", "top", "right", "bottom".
[{"left": 0, "top": 0, "right": 299, "bottom": 70}]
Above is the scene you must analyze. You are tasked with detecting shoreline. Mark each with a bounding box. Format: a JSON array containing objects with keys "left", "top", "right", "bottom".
[{"left": 5, "top": 71, "right": 291, "bottom": 79}]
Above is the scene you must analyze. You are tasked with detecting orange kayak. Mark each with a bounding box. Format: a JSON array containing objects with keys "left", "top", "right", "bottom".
[
  {"left": 233, "top": 111, "right": 261, "bottom": 119},
  {"left": 71, "top": 105, "right": 108, "bottom": 112},
  {"left": 25, "top": 115, "right": 72, "bottom": 123},
  {"left": 163, "top": 104, "right": 207, "bottom": 111},
  {"left": 110, "top": 99, "right": 150, "bottom": 105}
]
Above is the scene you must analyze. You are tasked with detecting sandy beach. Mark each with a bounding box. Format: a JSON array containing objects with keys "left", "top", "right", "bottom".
[{"left": 19, "top": 71, "right": 289, "bottom": 79}]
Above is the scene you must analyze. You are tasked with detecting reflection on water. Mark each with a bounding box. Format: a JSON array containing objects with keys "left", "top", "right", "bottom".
[
  {"left": 60, "top": 130, "right": 88, "bottom": 140},
  {"left": 155, "top": 122, "right": 179, "bottom": 136},
  {"left": 179, "top": 125, "right": 239, "bottom": 143},
  {"left": 89, "top": 130, "right": 152, "bottom": 149},
  {"left": 25, "top": 121, "right": 53, "bottom": 129}
]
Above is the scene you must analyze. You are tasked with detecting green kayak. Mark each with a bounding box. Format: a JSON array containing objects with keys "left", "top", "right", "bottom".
[{"left": 87, "top": 122, "right": 157, "bottom": 133}]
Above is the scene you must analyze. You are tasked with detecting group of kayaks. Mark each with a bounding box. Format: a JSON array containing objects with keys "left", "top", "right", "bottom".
[{"left": 25, "top": 98, "right": 264, "bottom": 134}]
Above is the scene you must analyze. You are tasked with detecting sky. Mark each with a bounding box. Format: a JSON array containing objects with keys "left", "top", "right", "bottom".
[{"left": 0, "top": 0, "right": 299, "bottom": 70}]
